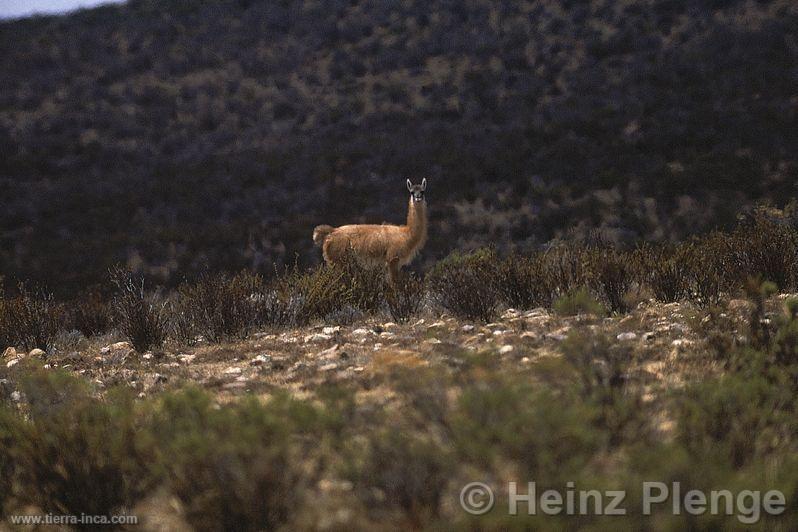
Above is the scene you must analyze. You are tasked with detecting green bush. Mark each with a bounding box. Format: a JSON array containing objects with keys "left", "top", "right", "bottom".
[
  {"left": 12, "top": 369, "right": 153, "bottom": 518},
  {"left": 552, "top": 286, "right": 606, "bottom": 317},
  {"left": 150, "top": 388, "right": 318, "bottom": 531},
  {"left": 354, "top": 429, "right": 453, "bottom": 527}
]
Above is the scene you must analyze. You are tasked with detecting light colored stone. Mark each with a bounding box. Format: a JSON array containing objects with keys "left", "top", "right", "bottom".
[
  {"left": 178, "top": 354, "right": 196, "bottom": 364},
  {"left": 319, "top": 363, "right": 338, "bottom": 372},
  {"left": 6, "top": 359, "right": 19, "bottom": 368},
  {"left": 461, "top": 325, "right": 475, "bottom": 332},
  {"left": 305, "top": 333, "right": 332, "bottom": 343},
  {"left": 352, "top": 328, "right": 371, "bottom": 336},
  {"left": 10, "top": 391, "right": 22, "bottom": 402},
  {"left": 142, "top": 353, "right": 153, "bottom": 361},
  {"left": 379, "top": 331, "right": 396, "bottom": 339},
  {"left": 617, "top": 332, "right": 637, "bottom": 341},
  {"left": 250, "top": 354, "right": 271, "bottom": 366},
  {"left": 322, "top": 326, "right": 340, "bottom": 335},
  {"left": 2, "top": 347, "right": 16, "bottom": 359},
  {"left": 318, "top": 344, "right": 340, "bottom": 359},
  {"left": 28, "top": 348, "right": 46, "bottom": 357},
  {"left": 499, "top": 345, "right": 514, "bottom": 354},
  {"left": 223, "top": 367, "right": 243, "bottom": 376}
]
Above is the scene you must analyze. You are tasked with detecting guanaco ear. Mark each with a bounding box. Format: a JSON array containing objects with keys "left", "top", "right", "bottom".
[
  {"left": 407, "top": 179, "right": 413, "bottom": 191},
  {"left": 421, "top": 178, "right": 427, "bottom": 191}
]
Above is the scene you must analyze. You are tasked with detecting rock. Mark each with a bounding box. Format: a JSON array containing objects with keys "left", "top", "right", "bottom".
[
  {"left": 643, "top": 332, "right": 657, "bottom": 341},
  {"left": 413, "top": 319, "right": 425, "bottom": 326},
  {"left": 319, "top": 363, "right": 338, "bottom": 372},
  {"left": 521, "top": 357, "right": 530, "bottom": 363},
  {"left": 499, "top": 345, "right": 514, "bottom": 354},
  {"left": 250, "top": 354, "right": 271, "bottom": 366},
  {"left": 178, "top": 354, "right": 196, "bottom": 364},
  {"left": 223, "top": 367, "right": 243, "bottom": 376},
  {"left": 379, "top": 331, "right": 396, "bottom": 339},
  {"left": 520, "top": 332, "right": 538, "bottom": 340},
  {"left": 305, "top": 333, "right": 332, "bottom": 343},
  {"left": 547, "top": 333, "right": 567, "bottom": 341},
  {"left": 428, "top": 321, "right": 446, "bottom": 329},
  {"left": 382, "top": 322, "right": 397, "bottom": 329},
  {"left": 154, "top": 374, "right": 168, "bottom": 384},
  {"left": 502, "top": 308, "right": 520, "bottom": 319},
  {"left": 10, "top": 391, "right": 22, "bottom": 402},
  {"left": 322, "top": 326, "right": 340, "bottom": 335},
  {"left": 142, "top": 353, "right": 154, "bottom": 361},
  {"left": 2, "top": 347, "right": 17, "bottom": 359},
  {"left": 461, "top": 325, "right": 475, "bottom": 332},
  {"left": 617, "top": 332, "right": 637, "bottom": 341},
  {"left": 28, "top": 348, "right": 46, "bottom": 357},
  {"left": 352, "top": 366, "right": 365, "bottom": 372},
  {"left": 318, "top": 344, "right": 340, "bottom": 359},
  {"left": 101, "top": 341, "right": 132, "bottom": 354},
  {"left": 352, "top": 328, "right": 371, "bottom": 336},
  {"left": 492, "top": 330, "right": 506, "bottom": 336},
  {"left": 6, "top": 359, "right": 19, "bottom": 368},
  {"left": 373, "top": 343, "right": 383, "bottom": 350}
]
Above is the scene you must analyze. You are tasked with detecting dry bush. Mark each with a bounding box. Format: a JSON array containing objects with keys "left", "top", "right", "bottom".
[
  {"left": 496, "top": 252, "right": 552, "bottom": 309},
  {"left": 110, "top": 269, "right": 167, "bottom": 352},
  {"left": 386, "top": 273, "right": 425, "bottom": 323},
  {"left": 176, "top": 271, "right": 264, "bottom": 343},
  {"left": 0, "top": 284, "right": 61, "bottom": 352},
  {"left": 70, "top": 292, "right": 113, "bottom": 337},
  {"left": 427, "top": 248, "right": 499, "bottom": 322},
  {"left": 585, "top": 248, "right": 635, "bottom": 313}
]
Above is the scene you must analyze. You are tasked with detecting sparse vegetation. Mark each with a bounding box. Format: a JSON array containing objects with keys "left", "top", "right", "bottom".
[{"left": 110, "top": 269, "right": 167, "bottom": 352}]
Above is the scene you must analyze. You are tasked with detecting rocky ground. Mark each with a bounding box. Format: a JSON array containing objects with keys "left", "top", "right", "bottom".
[
  {"left": 2, "top": 295, "right": 793, "bottom": 531},
  {"left": 4, "top": 298, "right": 762, "bottom": 407}
]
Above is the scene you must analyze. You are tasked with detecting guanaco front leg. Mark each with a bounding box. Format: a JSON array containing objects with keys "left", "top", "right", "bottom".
[{"left": 388, "top": 257, "right": 401, "bottom": 286}]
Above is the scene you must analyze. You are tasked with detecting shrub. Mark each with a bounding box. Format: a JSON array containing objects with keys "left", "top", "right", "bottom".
[
  {"left": 110, "top": 269, "right": 167, "bottom": 352},
  {"left": 427, "top": 248, "right": 499, "bottom": 322},
  {"left": 274, "top": 263, "right": 351, "bottom": 325},
  {"left": 354, "top": 429, "right": 453, "bottom": 527},
  {"left": 0, "top": 407, "right": 17, "bottom": 516},
  {"left": 636, "top": 244, "right": 691, "bottom": 302},
  {"left": 339, "top": 253, "right": 386, "bottom": 315},
  {"left": 495, "top": 252, "right": 551, "bottom": 309},
  {"left": 586, "top": 248, "right": 635, "bottom": 313},
  {"left": 151, "top": 388, "right": 315, "bottom": 531},
  {"left": 13, "top": 369, "right": 153, "bottom": 518},
  {"left": 386, "top": 273, "right": 425, "bottom": 323},
  {"left": 675, "top": 373, "right": 794, "bottom": 468},
  {"left": 541, "top": 245, "right": 591, "bottom": 298},
  {"left": 175, "top": 271, "right": 264, "bottom": 343},
  {"left": 0, "top": 284, "right": 61, "bottom": 352},
  {"left": 453, "top": 378, "right": 602, "bottom": 482},
  {"left": 732, "top": 213, "right": 798, "bottom": 291},
  {"left": 552, "top": 286, "right": 606, "bottom": 317},
  {"left": 70, "top": 292, "right": 113, "bottom": 337}
]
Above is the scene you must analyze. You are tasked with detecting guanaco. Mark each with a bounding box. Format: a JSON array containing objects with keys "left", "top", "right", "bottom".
[{"left": 313, "top": 179, "right": 428, "bottom": 284}]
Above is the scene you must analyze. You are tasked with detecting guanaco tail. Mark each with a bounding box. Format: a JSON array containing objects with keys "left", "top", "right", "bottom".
[{"left": 313, "top": 179, "right": 428, "bottom": 284}]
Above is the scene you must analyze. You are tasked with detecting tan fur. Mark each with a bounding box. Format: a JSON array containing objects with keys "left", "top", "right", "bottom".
[{"left": 313, "top": 185, "right": 428, "bottom": 284}]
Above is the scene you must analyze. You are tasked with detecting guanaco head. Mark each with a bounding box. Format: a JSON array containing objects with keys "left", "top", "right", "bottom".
[{"left": 406, "top": 178, "right": 427, "bottom": 203}]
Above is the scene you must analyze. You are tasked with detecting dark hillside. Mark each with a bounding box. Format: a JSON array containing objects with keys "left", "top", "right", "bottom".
[{"left": 1, "top": 0, "right": 796, "bottom": 294}]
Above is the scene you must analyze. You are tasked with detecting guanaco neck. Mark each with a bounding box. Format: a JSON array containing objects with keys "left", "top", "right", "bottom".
[{"left": 405, "top": 197, "right": 428, "bottom": 248}]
